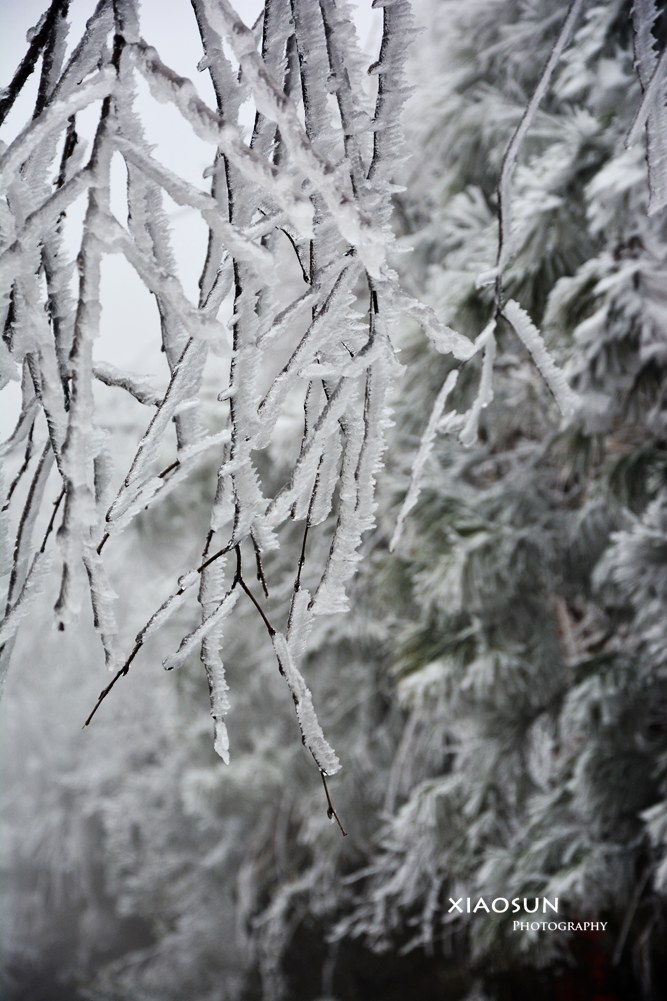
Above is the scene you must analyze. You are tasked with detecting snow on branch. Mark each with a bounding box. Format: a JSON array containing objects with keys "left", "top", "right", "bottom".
[
  {"left": 390, "top": 1, "right": 593, "bottom": 550},
  {"left": 390, "top": 369, "right": 459, "bottom": 552},
  {"left": 503, "top": 299, "right": 579, "bottom": 416},
  {"left": 628, "top": 0, "right": 667, "bottom": 215},
  {"left": 494, "top": 0, "right": 585, "bottom": 301},
  {"left": 3, "top": 0, "right": 649, "bottom": 836},
  {"left": 0, "top": 0, "right": 448, "bottom": 813}
]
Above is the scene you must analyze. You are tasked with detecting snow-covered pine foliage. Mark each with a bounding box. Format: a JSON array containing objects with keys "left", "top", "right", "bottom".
[{"left": 333, "top": 0, "right": 667, "bottom": 995}]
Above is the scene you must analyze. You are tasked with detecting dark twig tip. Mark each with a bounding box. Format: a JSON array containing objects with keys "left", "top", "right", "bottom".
[{"left": 320, "top": 770, "right": 347, "bottom": 836}]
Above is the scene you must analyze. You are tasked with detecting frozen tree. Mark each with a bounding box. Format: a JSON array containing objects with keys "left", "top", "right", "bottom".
[{"left": 3, "top": 0, "right": 667, "bottom": 999}]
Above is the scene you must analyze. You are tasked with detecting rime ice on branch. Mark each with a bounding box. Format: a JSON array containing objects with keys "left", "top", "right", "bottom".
[
  {"left": 0, "top": 0, "right": 425, "bottom": 783},
  {"left": 2, "top": 0, "right": 664, "bottom": 794}
]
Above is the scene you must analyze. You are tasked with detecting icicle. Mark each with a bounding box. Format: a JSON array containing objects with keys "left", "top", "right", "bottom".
[
  {"left": 308, "top": 429, "right": 342, "bottom": 526},
  {"left": 53, "top": 2, "right": 114, "bottom": 101},
  {"left": 286, "top": 586, "right": 314, "bottom": 663},
  {"left": 367, "top": 0, "right": 415, "bottom": 198},
  {"left": 310, "top": 392, "right": 367, "bottom": 616},
  {"left": 210, "top": 675, "right": 231, "bottom": 763},
  {"left": 320, "top": 0, "right": 372, "bottom": 188}
]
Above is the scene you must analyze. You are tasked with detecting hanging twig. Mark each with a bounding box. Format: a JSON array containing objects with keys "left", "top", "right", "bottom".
[
  {"left": 2, "top": 419, "right": 36, "bottom": 512},
  {"left": 0, "top": 0, "right": 67, "bottom": 127},
  {"left": 232, "top": 545, "right": 275, "bottom": 638},
  {"left": 320, "top": 770, "right": 347, "bottom": 837},
  {"left": 4, "top": 0, "right": 414, "bottom": 817},
  {"left": 83, "top": 639, "right": 141, "bottom": 728},
  {"left": 494, "top": 0, "right": 586, "bottom": 311},
  {"left": 39, "top": 488, "right": 65, "bottom": 554}
]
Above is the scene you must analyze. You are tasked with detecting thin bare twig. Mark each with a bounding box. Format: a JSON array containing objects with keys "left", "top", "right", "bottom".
[
  {"left": 198, "top": 539, "right": 236, "bottom": 574},
  {"left": 233, "top": 544, "right": 275, "bottom": 637},
  {"left": 2, "top": 420, "right": 36, "bottom": 512},
  {"left": 294, "top": 521, "right": 310, "bottom": 596},
  {"left": 235, "top": 541, "right": 348, "bottom": 835},
  {"left": 39, "top": 488, "right": 65, "bottom": 553},
  {"left": 96, "top": 458, "right": 182, "bottom": 555},
  {"left": 250, "top": 531, "right": 270, "bottom": 598},
  {"left": 84, "top": 536, "right": 237, "bottom": 724},
  {"left": 4, "top": 442, "right": 53, "bottom": 617},
  {"left": 83, "top": 640, "right": 141, "bottom": 728},
  {"left": 320, "top": 770, "right": 347, "bottom": 836},
  {"left": 277, "top": 224, "right": 310, "bottom": 284},
  {"left": 159, "top": 459, "right": 180, "bottom": 479}
]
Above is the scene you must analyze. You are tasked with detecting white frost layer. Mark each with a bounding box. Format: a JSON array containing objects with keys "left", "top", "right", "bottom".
[
  {"left": 391, "top": 369, "right": 459, "bottom": 551},
  {"left": 272, "top": 632, "right": 340, "bottom": 776},
  {"left": 504, "top": 299, "right": 579, "bottom": 416},
  {"left": 163, "top": 587, "right": 239, "bottom": 672}
]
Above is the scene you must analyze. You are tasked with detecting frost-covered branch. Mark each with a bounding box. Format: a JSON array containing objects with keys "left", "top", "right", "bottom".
[
  {"left": 494, "top": 0, "right": 586, "bottom": 305},
  {"left": 628, "top": 0, "right": 667, "bottom": 214},
  {"left": 1, "top": 0, "right": 443, "bottom": 801}
]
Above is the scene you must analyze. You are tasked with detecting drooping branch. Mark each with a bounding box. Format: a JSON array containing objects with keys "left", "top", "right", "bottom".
[
  {"left": 628, "top": 0, "right": 667, "bottom": 214},
  {"left": 494, "top": 0, "right": 586, "bottom": 310},
  {"left": 2, "top": 0, "right": 420, "bottom": 812}
]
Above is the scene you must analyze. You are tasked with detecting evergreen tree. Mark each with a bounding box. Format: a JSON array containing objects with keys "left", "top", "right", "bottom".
[{"left": 335, "top": 1, "right": 667, "bottom": 997}]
